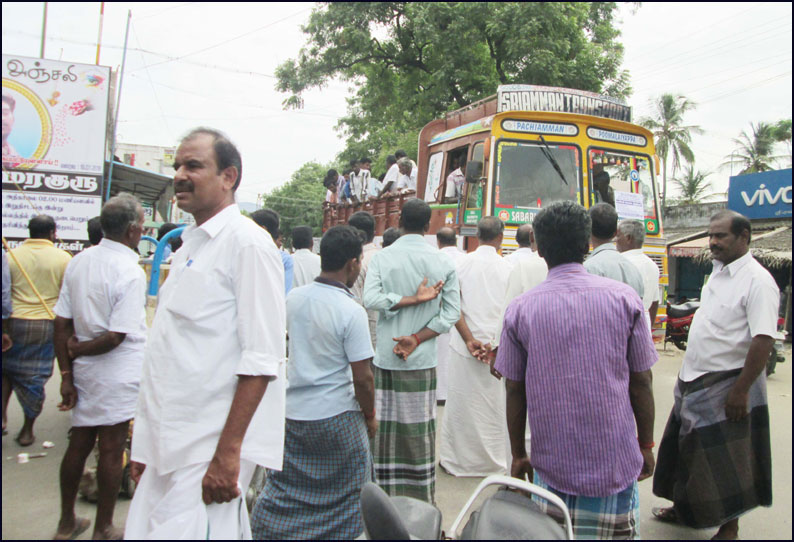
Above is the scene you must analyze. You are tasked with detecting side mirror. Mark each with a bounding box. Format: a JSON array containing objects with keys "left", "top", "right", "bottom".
[{"left": 465, "top": 161, "right": 483, "bottom": 183}]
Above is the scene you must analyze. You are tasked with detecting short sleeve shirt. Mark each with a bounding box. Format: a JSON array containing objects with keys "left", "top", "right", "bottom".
[
  {"left": 681, "top": 252, "right": 779, "bottom": 381},
  {"left": 285, "top": 280, "right": 374, "bottom": 420}
]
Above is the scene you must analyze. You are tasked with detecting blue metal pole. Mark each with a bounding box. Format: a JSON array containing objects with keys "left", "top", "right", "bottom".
[{"left": 147, "top": 226, "right": 185, "bottom": 296}]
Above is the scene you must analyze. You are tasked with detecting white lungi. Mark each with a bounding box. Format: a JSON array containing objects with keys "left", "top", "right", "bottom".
[
  {"left": 439, "top": 350, "right": 509, "bottom": 476},
  {"left": 125, "top": 459, "right": 257, "bottom": 540},
  {"left": 435, "top": 332, "right": 451, "bottom": 402}
]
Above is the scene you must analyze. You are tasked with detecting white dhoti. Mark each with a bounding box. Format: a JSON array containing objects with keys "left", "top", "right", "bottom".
[
  {"left": 125, "top": 460, "right": 257, "bottom": 540},
  {"left": 436, "top": 333, "right": 451, "bottom": 402},
  {"left": 439, "top": 350, "right": 509, "bottom": 477}
]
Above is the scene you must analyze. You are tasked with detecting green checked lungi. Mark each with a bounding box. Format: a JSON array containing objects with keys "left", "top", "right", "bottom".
[
  {"left": 533, "top": 471, "right": 640, "bottom": 539},
  {"left": 373, "top": 366, "right": 437, "bottom": 503},
  {"left": 1, "top": 318, "right": 54, "bottom": 420}
]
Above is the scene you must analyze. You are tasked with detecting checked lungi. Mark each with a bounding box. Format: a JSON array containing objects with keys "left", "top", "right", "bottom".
[
  {"left": 653, "top": 369, "right": 772, "bottom": 529},
  {"left": 373, "top": 366, "right": 437, "bottom": 503},
  {"left": 251, "top": 410, "right": 373, "bottom": 540},
  {"left": 534, "top": 471, "right": 640, "bottom": 540},
  {"left": 1, "top": 319, "right": 54, "bottom": 420}
]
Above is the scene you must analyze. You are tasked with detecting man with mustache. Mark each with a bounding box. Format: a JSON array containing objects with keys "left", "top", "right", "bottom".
[
  {"left": 125, "top": 128, "right": 286, "bottom": 540},
  {"left": 653, "top": 210, "right": 778, "bottom": 540}
]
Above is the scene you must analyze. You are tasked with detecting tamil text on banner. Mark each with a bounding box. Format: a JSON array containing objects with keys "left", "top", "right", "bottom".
[
  {"left": 2, "top": 55, "right": 111, "bottom": 174},
  {"left": 2, "top": 170, "right": 102, "bottom": 252}
]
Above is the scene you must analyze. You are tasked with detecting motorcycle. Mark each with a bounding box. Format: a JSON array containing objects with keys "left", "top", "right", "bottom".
[
  {"left": 360, "top": 474, "right": 573, "bottom": 540},
  {"left": 664, "top": 299, "right": 700, "bottom": 351}
]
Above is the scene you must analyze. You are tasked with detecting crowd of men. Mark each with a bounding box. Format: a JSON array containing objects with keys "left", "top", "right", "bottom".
[
  {"left": 0, "top": 126, "right": 779, "bottom": 541},
  {"left": 323, "top": 150, "right": 418, "bottom": 205}
]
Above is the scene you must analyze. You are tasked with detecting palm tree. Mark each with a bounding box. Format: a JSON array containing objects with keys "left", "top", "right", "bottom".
[
  {"left": 722, "top": 122, "right": 785, "bottom": 175},
  {"left": 670, "top": 166, "right": 714, "bottom": 205},
  {"left": 773, "top": 118, "right": 792, "bottom": 167},
  {"left": 640, "top": 94, "right": 703, "bottom": 209}
]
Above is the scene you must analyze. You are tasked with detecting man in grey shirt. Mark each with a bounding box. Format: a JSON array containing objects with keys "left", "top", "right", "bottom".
[{"left": 584, "top": 203, "right": 644, "bottom": 299}]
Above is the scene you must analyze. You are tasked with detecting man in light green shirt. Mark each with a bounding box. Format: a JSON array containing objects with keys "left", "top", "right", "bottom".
[{"left": 362, "top": 198, "right": 460, "bottom": 502}]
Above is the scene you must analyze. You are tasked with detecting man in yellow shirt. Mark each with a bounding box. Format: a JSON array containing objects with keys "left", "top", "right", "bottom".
[{"left": 3, "top": 215, "right": 71, "bottom": 445}]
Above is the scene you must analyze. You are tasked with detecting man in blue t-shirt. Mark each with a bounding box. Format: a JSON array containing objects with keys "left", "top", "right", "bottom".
[{"left": 251, "top": 225, "right": 376, "bottom": 540}]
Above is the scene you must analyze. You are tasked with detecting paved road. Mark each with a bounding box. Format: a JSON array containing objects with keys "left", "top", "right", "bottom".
[{"left": 2, "top": 344, "right": 791, "bottom": 539}]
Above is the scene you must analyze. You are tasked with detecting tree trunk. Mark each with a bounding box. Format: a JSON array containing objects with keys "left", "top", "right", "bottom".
[{"left": 662, "top": 159, "right": 668, "bottom": 211}]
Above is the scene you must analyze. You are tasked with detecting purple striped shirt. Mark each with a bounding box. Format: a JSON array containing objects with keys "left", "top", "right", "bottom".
[{"left": 495, "top": 263, "right": 657, "bottom": 497}]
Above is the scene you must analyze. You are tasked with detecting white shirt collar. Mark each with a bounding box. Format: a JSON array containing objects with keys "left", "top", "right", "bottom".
[
  {"left": 98, "top": 238, "right": 138, "bottom": 260},
  {"left": 184, "top": 203, "right": 240, "bottom": 241},
  {"left": 475, "top": 245, "right": 498, "bottom": 255},
  {"left": 713, "top": 251, "right": 753, "bottom": 277},
  {"left": 623, "top": 248, "right": 645, "bottom": 257}
]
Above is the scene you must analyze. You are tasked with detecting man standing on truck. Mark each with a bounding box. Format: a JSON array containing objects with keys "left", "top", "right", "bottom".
[
  {"left": 362, "top": 198, "right": 460, "bottom": 503},
  {"left": 652, "top": 210, "right": 778, "bottom": 541},
  {"left": 378, "top": 155, "right": 401, "bottom": 197}
]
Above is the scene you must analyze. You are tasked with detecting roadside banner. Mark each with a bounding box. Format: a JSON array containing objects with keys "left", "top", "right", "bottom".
[{"left": 2, "top": 54, "right": 111, "bottom": 252}]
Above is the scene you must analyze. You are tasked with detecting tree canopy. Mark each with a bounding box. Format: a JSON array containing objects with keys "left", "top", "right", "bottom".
[
  {"left": 671, "top": 166, "right": 713, "bottom": 205},
  {"left": 723, "top": 120, "right": 790, "bottom": 175},
  {"left": 277, "top": 2, "right": 632, "bottom": 161},
  {"left": 260, "top": 161, "right": 328, "bottom": 246}
]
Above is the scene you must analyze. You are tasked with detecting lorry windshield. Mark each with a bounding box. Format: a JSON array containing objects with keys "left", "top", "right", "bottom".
[{"left": 495, "top": 141, "right": 580, "bottom": 209}]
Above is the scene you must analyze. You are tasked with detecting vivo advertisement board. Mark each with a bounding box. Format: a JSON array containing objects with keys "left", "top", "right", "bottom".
[{"left": 728, "top": 169, "right": 792, "bottom": 219}]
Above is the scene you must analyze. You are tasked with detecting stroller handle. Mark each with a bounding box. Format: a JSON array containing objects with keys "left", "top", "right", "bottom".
[{"left": 448, "top": 474, "right": 574, "bottom": 540}]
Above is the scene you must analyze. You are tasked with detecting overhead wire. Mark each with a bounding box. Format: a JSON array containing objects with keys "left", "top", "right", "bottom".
[
  {"left": 131, "top": 22, "right": 173, "bottom": 141},
  {"left": 698, "top": 70, "right": 792, "bottom": 104},
  {"left": 629, "top": 16, "right": 791, "bottom": 78},
  {"left": 129, "top": 6, "right": 312, "bottom": 72},
  {"left": 126, "top": 73, "right": 343, "bottom": 119},
  {"left": 623, "top": 3, "right": 762, "bottom": 61},
  {"left": 630, "top": 22, "right": 792, "bottom": 83}
]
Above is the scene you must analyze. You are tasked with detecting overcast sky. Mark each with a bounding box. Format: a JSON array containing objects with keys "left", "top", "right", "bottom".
[{"left": 2, "top": 2, "right": 792, "bottom": 204}]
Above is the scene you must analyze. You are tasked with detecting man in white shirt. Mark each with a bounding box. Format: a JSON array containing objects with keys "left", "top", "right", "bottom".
[
  {"left": 348, "top": 211, "right": 380, "bottom": 345},
  {"left": 53, "top": 194, "right": 147, "bottom": 540},
  {"left": 396, "top": 157, "right": 417, "bottom": 192},
  {"left": 125, "top": 128, "right": 286, "bottom": 540},
  {"left": 378, "top": 155, "right": 401, "bottom": 197},
  {"left": 444, "top": 160, "right": 466, "bottom": 202},
  {"left": 616, "top": 219, "right": 660, "bottom": 331},
  {"left": 440, "top": 217, "right": 513, "bottom": 476},
  {"left": 359, "top": 157, "right": 381, "bottom": 199},
  {"left": 290, "top": 226, "right": 321, "bottom": 288},
  {"left": 435, "top": 227, "right": 464, "bottom": 404},
  {"left": 653, "top": 210, "right": 779, "bottom": 540},
  {"left": 505, "top": 224, "right": 536, "bottom": 266},
  {"left": 350, "top": 158, "right": 372, "bottom": 203}
]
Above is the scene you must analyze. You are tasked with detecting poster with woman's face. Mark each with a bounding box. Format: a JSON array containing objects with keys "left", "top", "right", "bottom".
[{"left": 2, "top": 55, "right": 110, "bottom": 174}]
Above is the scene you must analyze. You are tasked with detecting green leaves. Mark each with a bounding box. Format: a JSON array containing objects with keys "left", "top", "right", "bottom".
[
  {"left": 277, "top": 2, "right": 631, "bottom": 159},
  {"left": 639, "top": 93, "right": 703, "bottom": 208},
  {"left": 671, "top": 166, "right": 713, "bottom": 205},
  {"left": 723, "top": 120, "right": 791, "bottom": 175},
  {"left": 260, "top": 161, "right": 328, "bottom": 246}
]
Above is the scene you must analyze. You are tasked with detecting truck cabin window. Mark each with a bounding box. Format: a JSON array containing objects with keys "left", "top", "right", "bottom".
[
  {"left": 589, "top": 150, "right": 657, "bottom": 220},
  {"left": 495, "top": 141, "right": 579, "bottom": 209}
]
